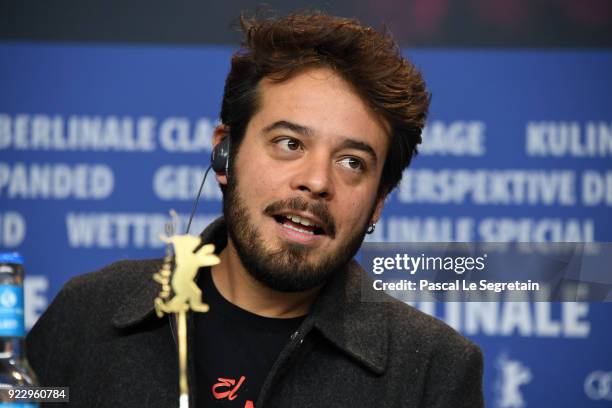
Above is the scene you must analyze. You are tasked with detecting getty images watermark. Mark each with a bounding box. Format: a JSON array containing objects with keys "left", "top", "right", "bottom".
[{"left": 360, "top": 243, "right": 612, "bottom": 302}]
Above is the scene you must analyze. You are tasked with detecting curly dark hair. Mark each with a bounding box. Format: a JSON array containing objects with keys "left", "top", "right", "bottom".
[{"left": 220, "top": 11, "right": 430, "bottom": 197}]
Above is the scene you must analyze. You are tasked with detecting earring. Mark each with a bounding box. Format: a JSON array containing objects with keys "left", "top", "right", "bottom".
[{"left": 366, "top": 223, "right": 376, "bottom": 234}]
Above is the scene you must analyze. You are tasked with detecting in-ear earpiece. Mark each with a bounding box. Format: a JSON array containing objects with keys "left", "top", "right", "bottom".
[{"left": 211, "top": 137, "right": 230, "bottom": 174}]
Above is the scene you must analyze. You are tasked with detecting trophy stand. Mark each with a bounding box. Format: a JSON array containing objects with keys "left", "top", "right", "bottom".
[{"left": 152, "top": 213, "right": 220, "bottom": 408}]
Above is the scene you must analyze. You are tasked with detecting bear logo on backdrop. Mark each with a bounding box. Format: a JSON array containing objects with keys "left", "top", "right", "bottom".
[
  {"left": 584, "top": 371, "right": 612, "bottom": 401},
  {"left": 495, "top": 353, "right": 532, "bottom": 408}
]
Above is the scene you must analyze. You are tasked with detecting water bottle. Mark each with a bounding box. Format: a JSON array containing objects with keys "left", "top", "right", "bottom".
[{"left": 0, "top": 253, "right": 38, "bottom": 408}]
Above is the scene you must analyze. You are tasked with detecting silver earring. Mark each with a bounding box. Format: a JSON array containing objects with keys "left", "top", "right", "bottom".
[{"left": 366, "top": 223, "right": 376, "bottom": 234}]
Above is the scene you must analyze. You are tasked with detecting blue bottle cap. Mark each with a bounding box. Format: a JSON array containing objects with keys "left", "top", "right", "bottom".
[{"left": 0, "top": 252, "right": 24, "bottom": 265}]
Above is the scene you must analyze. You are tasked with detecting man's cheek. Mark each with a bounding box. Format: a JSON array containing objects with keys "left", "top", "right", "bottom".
[{"left": 339, "top": 215, "right": 363, "bottom": 233}]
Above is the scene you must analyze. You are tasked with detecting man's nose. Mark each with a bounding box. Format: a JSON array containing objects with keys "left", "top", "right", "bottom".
[{"left": 290, "top": 153, "right": 334, "bottom": 200}]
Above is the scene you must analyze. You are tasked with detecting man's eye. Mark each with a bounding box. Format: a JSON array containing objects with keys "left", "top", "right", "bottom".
[
  {"left": 338, "top": 157, "right": 365, "bottom": 171},
  {"left": 275, "top": 138, "right": 302, "bottom": 151}
]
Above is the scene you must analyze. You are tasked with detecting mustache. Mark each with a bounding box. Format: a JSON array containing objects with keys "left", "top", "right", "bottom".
[{"left": 264, "top": 197, "right": 336, "bottom": 238}]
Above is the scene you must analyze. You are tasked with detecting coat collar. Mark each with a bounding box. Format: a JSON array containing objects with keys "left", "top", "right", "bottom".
[{"left": 111, "top": 217, "right": 388, "bottom": 375}]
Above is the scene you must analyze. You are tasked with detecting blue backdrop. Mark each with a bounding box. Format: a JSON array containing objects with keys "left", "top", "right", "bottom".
[{"left": 1, "top": 43, "right": 611, "bottom": 407}]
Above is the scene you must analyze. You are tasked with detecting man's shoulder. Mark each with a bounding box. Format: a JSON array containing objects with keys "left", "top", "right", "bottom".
[
  {"left": 27, "top": 258, "right": 164, "bottom": 346},
  {"left": 373, "top": 291, "right": 479, "bottom": 355},
  {"left": 349, "top": 288, "right": 482, "bottom": 406},
  {"left": 350, "top": 264, "right": 477, "bottom": 355},
  {"left": 60, "top": 258, "right": 163, "bottom": 301},
  {"left": 369, "top": 293, "right": 484, "bottom": 405},
  {"left": 37, "top": 258, "right": 164, "bottom": 328},
  {"left": 26, "top": 258, "right": 166, "bottom": 386}
]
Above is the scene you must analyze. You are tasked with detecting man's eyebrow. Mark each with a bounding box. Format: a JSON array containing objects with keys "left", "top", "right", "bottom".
[
  {"left": 263, "top": 120, "right": 313, "bottom": 137},
  {"left": 339, "top": 139, "right": 378, "bottom": 164}
]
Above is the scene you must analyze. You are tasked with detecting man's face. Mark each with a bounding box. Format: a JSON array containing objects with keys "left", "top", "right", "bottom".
[{"left": 219, "top": 67, "right": 389, "bottom": 292}]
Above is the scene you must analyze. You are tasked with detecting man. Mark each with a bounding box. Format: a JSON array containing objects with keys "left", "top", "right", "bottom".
[{"left": 26, "top": 12, "right": 483, "bottom": 408}]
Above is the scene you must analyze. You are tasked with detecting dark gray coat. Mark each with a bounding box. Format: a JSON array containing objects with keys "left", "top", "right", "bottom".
[{"left": 26, "top": 218, "right": 484, "bottom": 407}]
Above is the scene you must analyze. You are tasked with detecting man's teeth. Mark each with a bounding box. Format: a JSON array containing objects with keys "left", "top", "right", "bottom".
[
  {"left": 283, "top": 222, "right": 314, "bottom": 235},
  {"left": 286, "top": 215, "right": 314, "bottom": 227}
]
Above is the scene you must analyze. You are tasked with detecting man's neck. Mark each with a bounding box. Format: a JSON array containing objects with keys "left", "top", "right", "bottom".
[{"left": 210, "top": 240, "right": 321, "bottom": 318}]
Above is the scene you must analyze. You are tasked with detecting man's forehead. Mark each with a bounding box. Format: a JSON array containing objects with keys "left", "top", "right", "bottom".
[{"left": 253, "top": 68, "right": 391, "bottom": 151}]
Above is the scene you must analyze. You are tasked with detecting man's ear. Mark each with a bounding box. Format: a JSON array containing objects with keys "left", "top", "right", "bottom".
[
  {"left": 370, "top": 193, "right": 387, "bottom": 226},
  {"left": 212, "top": 124, "right": 230, "bottom": 186}
]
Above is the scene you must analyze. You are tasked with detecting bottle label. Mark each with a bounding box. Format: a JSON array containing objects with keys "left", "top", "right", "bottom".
[{"left": 0, "top": 285, "right": 25, "bottom": 337}]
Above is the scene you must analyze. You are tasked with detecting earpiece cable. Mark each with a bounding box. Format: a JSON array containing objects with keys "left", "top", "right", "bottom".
[{"left": 185, "top": 164, "right": 213, "bottom": 234}]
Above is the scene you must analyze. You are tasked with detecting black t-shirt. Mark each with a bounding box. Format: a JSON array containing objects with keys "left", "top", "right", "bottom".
[{"left": 193, "top": 268, "right": 305, "bottom": 408}]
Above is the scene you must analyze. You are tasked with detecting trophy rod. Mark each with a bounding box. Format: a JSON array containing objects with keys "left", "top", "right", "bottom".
[{"left": 178, "top": 309, "right": 189, "bottom": 408}]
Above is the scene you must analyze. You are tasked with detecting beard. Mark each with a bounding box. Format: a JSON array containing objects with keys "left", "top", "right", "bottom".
[{"left": 222, "top": 172, "right": 375, "bottom": 293}]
